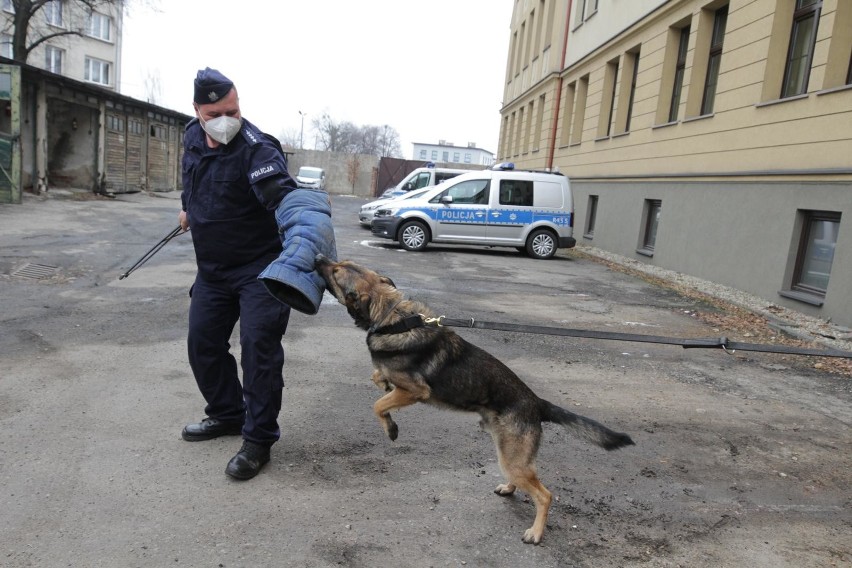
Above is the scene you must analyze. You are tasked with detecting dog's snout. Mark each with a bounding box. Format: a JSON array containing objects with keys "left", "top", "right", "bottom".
[{"left": 315, "top": 254, "right": 330, "bottom": 268}]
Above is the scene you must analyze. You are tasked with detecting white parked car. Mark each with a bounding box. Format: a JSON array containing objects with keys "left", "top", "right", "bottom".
[
  {"left": 295, "top": 166, "right": 326, "bottom": 190},
  {"left": 358, "top": 187, "right": 433, "bottom": 227}
]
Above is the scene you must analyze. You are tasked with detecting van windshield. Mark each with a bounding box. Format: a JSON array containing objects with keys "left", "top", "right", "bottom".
[{"left": 298, "top": 168, "right": 322, "bottom": 179}]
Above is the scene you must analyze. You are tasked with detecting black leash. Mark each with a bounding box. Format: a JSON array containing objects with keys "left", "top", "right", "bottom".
[
  {"left": 408, "top": 315, "right": 852, "bottom": 359},
  {"left": 119, "top": 225, "right": 185, "bottom": 280}
]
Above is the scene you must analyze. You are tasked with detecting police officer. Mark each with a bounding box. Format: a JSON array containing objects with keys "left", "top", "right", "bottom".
[{"left": 179, "top": 67, "right": 296, "bottom": 480}]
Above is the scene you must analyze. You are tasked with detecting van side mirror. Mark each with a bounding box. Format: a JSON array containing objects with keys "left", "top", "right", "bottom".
[{"left": 440, "top": 195, "right": 454, "bottom": 204}]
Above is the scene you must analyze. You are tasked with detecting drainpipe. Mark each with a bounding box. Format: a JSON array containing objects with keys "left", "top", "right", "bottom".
[{"left": 546, "top": 0, "right": 573, "bottom": 171}]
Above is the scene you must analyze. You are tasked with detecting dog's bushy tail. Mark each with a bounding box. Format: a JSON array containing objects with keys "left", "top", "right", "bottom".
[{"left": 541, "top": 400, "right": 634, "bottom": 450}]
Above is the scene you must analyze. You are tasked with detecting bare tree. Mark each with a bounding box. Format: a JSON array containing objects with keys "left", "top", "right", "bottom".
[
  {"left": 277, "top": 128, "right": 301, "bottom": 150},
  {"left": 346, "top": 154, "right": 360, "bottom": 192},
  {"left": 377, "top": 124, "right": 402, "bottom": 158},
  {"left": 312, "top": 112, "right": 403, "bottom": 158},
  {"left": 4, "top": 0, "right": 156, "bottom": 64},
  {"left": 142, "top": 69, "right": 161, "bottom": 105}
]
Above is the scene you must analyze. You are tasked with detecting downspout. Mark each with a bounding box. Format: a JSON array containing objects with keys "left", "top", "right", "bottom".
[{"left": 546, "top": 0, "right": 573, "bottom": 171}]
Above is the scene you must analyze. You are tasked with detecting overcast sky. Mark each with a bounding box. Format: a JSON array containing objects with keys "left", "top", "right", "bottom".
[{"left": 120, "top": 1, "right": 513, "bottom": 157}]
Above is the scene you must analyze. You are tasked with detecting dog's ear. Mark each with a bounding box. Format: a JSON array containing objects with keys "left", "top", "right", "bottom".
[{"left": 380, "top": 275, "right": 396, "bottom": 288}]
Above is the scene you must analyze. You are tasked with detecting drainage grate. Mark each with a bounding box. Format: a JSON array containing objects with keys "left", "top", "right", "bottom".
[{"left": 11, "top": 263, "right": 59, "bottom": 279}]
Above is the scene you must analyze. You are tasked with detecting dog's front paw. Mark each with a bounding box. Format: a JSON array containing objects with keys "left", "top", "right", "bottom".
[
  {"left": 522, "top": 527, "right": 543, "bottom": 545},
  {"left": 494, "top": 483, "right": 516, "bottom": 496},
  {"left": 387, "top": 420, "right": 399, "bottom": 441}
]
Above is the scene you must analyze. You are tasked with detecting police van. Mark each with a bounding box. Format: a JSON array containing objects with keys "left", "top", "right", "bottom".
[
  {"left": 371, "top": 163, "right": 575, "bottom": 259},
  {"left": 380, "top": 164, "right": 469, "bottom": 198}
]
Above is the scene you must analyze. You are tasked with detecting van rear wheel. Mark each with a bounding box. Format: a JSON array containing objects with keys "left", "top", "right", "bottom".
[
  {"left": 398, "top": 220, "right": 430, "bottom": 251},
  {"left": 525, "top": 229, "right": 557, "bottom": 259}
]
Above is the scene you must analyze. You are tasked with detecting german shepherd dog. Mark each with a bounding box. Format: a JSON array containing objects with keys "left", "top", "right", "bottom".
[{"left": 315, "top": 255, "right": 634, "bottom": 544}]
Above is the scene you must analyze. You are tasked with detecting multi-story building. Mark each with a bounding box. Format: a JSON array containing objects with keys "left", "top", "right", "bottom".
[
  {"left": 0, "top": 0, "right": 122, "bottom": 91},
  {"left": 412, "top": 140, "right": 495, "bottom": 167},
  {"left": 500, "top": 0, "right": 852, "bottom": 327}
]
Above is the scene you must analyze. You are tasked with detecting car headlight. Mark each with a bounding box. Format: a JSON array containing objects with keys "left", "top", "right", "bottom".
[{"left": 374, "top": 208, "right": 396, "bottom": 218}]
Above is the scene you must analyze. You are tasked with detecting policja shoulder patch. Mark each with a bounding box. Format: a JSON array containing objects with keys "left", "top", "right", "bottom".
[{"left": 248, "top": 163, "right": 282, "bottom": 184}]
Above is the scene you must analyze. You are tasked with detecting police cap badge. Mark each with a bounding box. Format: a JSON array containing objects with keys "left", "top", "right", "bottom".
[{"left": 193, "top": 67, "right": 234, "bottom": 105}]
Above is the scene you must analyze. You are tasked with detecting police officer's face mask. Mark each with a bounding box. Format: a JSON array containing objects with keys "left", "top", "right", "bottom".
[{"left": 200, "top": 115, "right": 242, "bottom": 145}]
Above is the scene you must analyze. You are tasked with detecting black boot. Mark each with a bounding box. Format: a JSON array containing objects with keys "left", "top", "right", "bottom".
[
  {"left": 225, "top": 440, "right": 271, "bottom": 480},
  {"left": 181, "top": 418, "right": 243, "bottom": 441}
]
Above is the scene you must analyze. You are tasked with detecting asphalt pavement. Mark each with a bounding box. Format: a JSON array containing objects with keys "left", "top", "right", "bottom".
[{"left": 1, "top": 189, "right": 850, "bottom": 568}]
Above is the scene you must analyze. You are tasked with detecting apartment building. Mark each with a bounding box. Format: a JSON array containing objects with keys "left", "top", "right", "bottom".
[
  {"left": 1, "top": 0, "right": 122, "bottom": 90},
  {"left": 500, "top": 0, "right": 852, "bottom": 327},
  {"left": 412, "top": 140, "right": 496, "bottom": 167}
]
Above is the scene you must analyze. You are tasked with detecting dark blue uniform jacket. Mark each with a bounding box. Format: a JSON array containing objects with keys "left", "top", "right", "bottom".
[
  {"left": 181, "top": 117, "right": 296, "bottom": 276},
  {"left": 182, "top": 117, "right": 337, "bottom": 314}
]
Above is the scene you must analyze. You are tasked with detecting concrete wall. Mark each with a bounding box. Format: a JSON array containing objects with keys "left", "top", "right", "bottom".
[
  {"left": 572, "top": 180, "right": 852, "bottom": 326},
  {"left": 285, "top": 149, "right": 378, "bottom": 198}
]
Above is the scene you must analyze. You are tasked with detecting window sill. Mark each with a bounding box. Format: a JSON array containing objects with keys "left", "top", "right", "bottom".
[
  {"left": 816, "top": 83, "right": 852, "bottom": 97},
  {"left": 636, "top": 248, "right": 654, "bottom": 257},
  {"left": 594, "top": 135, "right": 611, "bottom": 142},
  {"left": 612, "top": 131, "right": 630, "bottom": 139},
  {"left": 683, "top": 113, "right": 714, "bottom": 123},
  {"left": 778, "top": 289, "right": 824, "bottom": 307},
  {"left": 755, "top": 93, "right": 809, "bottom": 108},
  {"left": 652, "top": 120, "right": 679, "bottom": 130}
]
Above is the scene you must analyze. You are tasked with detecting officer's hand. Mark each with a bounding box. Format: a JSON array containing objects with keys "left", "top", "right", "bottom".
[{"left": 179, "top": 210, "right": 190, "bottom": 232}]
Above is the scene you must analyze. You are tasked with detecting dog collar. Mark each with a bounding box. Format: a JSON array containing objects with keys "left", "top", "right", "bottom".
[{"left": 368, "top": 314, "right": 425, "bottom": 336}]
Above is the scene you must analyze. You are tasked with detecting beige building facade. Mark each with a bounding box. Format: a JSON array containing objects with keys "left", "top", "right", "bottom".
[{"left": 500, "top": 0, "right": 852, "bottom": 327}]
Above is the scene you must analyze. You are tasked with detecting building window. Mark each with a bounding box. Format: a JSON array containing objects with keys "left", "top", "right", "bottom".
[
  {"left": 624, "top": 49, "right": 640, "bottom": 132},
  {"left": 44, "top": 0, "right": 63, "bottom": 26},
  {"left": 442, "top": 151, "right": 449, "bottom": 162},
  {"left": 89, "top": 12, "right": 111, "bottom": 41},
  {"left": 847, "top": 46, "right": 852, "bottom": 85},
  {"left": 574, "top": 0, "right": 587, "bottom": 26},
  {"left": 781, "top": 0, "right": 821, "bottom": 98},
  {"left": 84, "top": 57, "right": 110, "bottom": 85},
  {"left": 669, "top": 26, "right": 690, "bottom": 122},
  {"left": 600, "top": 57, "right": 619, "bottom": 138},
  {"left": 464, "top": 153, "right": 471, "bottom": 163},
  {"left": 584, "top": 195, "right": 598, "bottom": 239},
  {"left": 0, "top": 33, "right": 11, "bottom": 58},
  {"left": 638, "top": 199, "right": 662, "bottom": 255},
  {"left": 572, "top": 75, "right": 589, "bottom": 144},
  {"left": 45, "top": 46, "right": 63, "bottom": 74},
  {"left": 791, "top": 211, "right": 840, "bottom": 297},
  {"left": 419, "top": 149, "right": 426, "bottom": 159},
  {"left": 701, "top": 5, "right": 728, "bottom": 115},
  {"left": 106, "top": 115, "right": 124, "bottom": 132},
  {"left": 453, "top": 152, "right": 460, "bottom": 162},
  {"left": 129, "top": 119, "right": 143, "bottom": 135},
  {"left": 534, "top": 94, "right": 545, "bottom": 151}
]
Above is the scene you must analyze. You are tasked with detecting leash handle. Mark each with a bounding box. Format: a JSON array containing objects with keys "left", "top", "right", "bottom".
[{"left": 119, "top": 225, "right": 183, "bottom": 280}]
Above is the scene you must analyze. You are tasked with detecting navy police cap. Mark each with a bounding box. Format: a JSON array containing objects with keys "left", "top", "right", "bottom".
[{"left": 194, "top": 67, "right": 234, "bottom": 104}]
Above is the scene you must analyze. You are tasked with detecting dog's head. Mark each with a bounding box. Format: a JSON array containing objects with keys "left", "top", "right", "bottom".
[{"left": 315, "top": 255, "right": 399, "bottom": 330}]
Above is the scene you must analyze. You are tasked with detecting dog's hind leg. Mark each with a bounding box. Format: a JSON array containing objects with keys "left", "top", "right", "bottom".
[
  {"left": 373, "top": 384, "right": 428, "bottom": 441},
  {"left": 491, "top": 426, "right": 552, "bottom": 544}
]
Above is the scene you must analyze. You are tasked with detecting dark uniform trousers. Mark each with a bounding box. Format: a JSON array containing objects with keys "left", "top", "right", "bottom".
[{"left": 188, "top": 258, "right": 291, "bottom": 446}]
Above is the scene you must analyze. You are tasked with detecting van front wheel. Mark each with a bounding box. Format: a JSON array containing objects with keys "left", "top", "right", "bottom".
[
  {"left": 398, "top": 220, "right": 430, "bottom": 252},
  {"left": 525, "top": 229, "right": 557, "bottom": 259}
]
